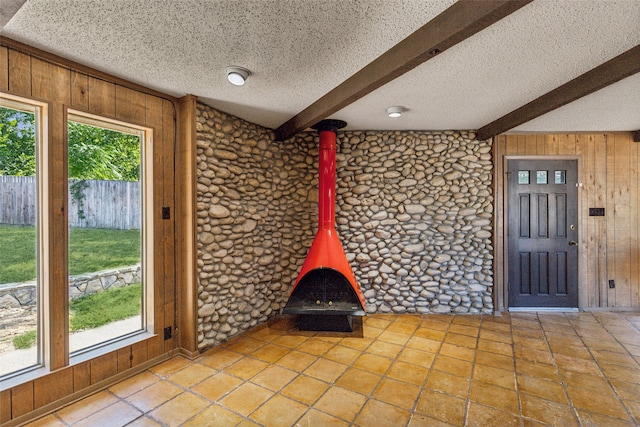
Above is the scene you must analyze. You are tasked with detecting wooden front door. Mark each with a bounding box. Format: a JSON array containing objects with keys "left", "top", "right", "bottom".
[{"left": 508, "top": 159, "right": 579, "bottom": 308}]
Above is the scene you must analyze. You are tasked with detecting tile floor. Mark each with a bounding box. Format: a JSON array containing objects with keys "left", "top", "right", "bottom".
[{"left": 26, "top": 311, "right": 640, "bottom": 426}]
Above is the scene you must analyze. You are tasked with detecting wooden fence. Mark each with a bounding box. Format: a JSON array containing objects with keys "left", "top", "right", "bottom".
[{"left": 0, "top": 176, "right": 140, "bottom": 229}]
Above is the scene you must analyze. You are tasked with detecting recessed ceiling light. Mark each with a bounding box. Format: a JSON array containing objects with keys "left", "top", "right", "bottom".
[
  {"left": 225, "top": 66, "right": 250, "bottom": 86},
  {"left": 386, "top": 106, "right": 405, "bottom": 118}
]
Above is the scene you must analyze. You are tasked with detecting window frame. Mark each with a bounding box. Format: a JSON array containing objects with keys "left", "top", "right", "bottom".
[
  {"left": 65, "top": 109, "right": 155, "bottom": 363},
  {"left": 0, "top": 93, "right": 49, "bottom": 386}
]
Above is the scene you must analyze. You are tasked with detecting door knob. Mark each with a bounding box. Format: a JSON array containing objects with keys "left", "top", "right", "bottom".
[{"left": 568, "top": 241, "right": 577, "bottom": 246}]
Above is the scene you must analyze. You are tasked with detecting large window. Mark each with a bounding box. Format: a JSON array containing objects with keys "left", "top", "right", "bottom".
[
  {"left": 0, "top": 99, "right": 154, "bottom": 383},
  {"left": 0, "top": 94, "right": 47, "bottom": 378},
  {"left": 67, "top": 111, "right": 154, "bottom": 355}
]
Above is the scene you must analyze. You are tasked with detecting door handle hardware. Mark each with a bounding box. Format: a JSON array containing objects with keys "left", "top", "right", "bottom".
[{"left": 568, "top": 241, "right": 578, "bottom": 246}]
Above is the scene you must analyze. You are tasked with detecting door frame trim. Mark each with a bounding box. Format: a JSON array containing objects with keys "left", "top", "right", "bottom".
[{"left": 499, "top": 155, "right": 584, "bottom": 312}]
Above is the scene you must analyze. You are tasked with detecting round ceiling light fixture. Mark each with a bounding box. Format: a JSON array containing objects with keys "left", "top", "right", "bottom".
[
  {"left": 225, "top": 66, "right": 251, "bottom": 86},
  {"left": 386, "top": 106, "right": 405, "bottom": 118}
]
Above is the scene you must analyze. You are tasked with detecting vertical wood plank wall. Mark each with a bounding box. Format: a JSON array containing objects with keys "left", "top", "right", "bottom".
[
  {"left": 494, "top": 133, "right": 640, "bottom": 311},
  {"left": 0, "top": 42, "right": 179, "bottom": 424}
]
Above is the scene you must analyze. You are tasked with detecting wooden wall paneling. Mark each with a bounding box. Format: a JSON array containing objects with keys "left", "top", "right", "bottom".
[
  {"left": 516, "top": 134, "right": 525, "bottom": 155},
  {"left": 536, "top": 134, "right": 546, "bottom": 154},
  {"left": 70, "top": 71, "right": 89, "bottom": 110},
  {"left": 0, "top": 46, "right": 8, "bottom": 91},
  {"left": 614, "top": 133, "right": 632, "bottom": 306},
  {"left": 162, "top": 99, "right": 176, "bottom": 352},
  {"left": 8, "top": 49, "right": 31, "bottom": 96},
  {"left": 545, "top": 134, "right": 558, "bottom": 155},
  {"left": 581, "top": 135, "right": 597, "bottom": 306},
  {"left": 557, "top": 134, "right": 576, "bottom": 155},
  {"left": 73, "top": 361, "right": 91, "bottom": 392},
  {"left": 130, "top": 340, "right": 148, "bottom": 368},
  {"left": 90, "top": 352, "right": 118, "bottom": 384},
  {"left": 630, "top": 134, "right": 639, "bottom": 308},
  {"left": 87, "top": 77, "right": 116, "bottom": 117},
  {"left": 146, "top": 94, "right": 166, "bottom": 360},
  {"left": 606, "top": 135, "right": 617, "bottom": 306},
  {"left": 0, "top": 389, "right": 10, "bottom": 423},
  {"left": 524, "top": 134, "right": 538, "bottom": 155},
  {"left": 176, "top": 95, "right": 198, "bottom": 354},
  {"left": 492, "top": 135, "right": 505, "bottom": 311},
  {"left": 575, "top": 135, "right": 591, "bottom": 307},
  {"left": 594, "top": 134, "right": 608, "bottom": 307},
  {"left": 118, "top": 347, "right": 132, "bottom": 373},
  {"left": 11, "top": 382, "right": 34, "bottom": 418},
  {"left": 115, "top": 85, "right": 146, "bottom": 124},
  {"left": 32, "top": 57, "right": 72, "bottom": 370},
  {"left": 34, "top": 369, "right": 73, "bottom": 408}
]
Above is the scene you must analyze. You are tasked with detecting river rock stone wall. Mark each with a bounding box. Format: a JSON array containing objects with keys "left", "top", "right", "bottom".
[
  {"left": 196, "top": 103, "right": 317, "bottom": 349},
  {"left": 195, "top": 103, "right": 494, "bottom": 350},
  {"left": 335, "top": 131, "right": 494, "bottom": 315}
]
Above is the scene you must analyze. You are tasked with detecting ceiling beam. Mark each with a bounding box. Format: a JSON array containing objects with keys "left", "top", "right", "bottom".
[
  {"left": 476, "top": 44, "right": 640, "bottom": 141},
  {"left": 274, "top": 0, "right": 534, "bottom": 141}
]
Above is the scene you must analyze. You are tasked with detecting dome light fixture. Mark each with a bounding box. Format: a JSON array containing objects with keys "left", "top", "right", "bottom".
[
  {"left": 386, "top": 106, "right": 405, "bottom": 118},
  {"left": 225, "top": 66, "right": 250, "bottom": 86}
]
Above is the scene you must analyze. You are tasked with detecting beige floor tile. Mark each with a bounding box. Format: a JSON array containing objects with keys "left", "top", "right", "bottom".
[
  {"left": 469, "top": 380, "right": 519, "bottom": 414},
  {"left": 566, "top": 386, "right": 630, "bottom": 420},
  {"left": 610, "top": 379, "right": 640, "bottom": 402},
  {"left": 298, "top": 408, "right": 350, "bottom": 426},
  {"left": 121, "top": 415, "right": 161, "bottom": 427},
  {"left": 407, "top": 413, "right": 456, "bottom": 427},
  {"left": 373, "top": 377, "right": 421, "bottom": 409},
  {"left": 474, "top": 364, "right": 516, "bottom": 390},
  {"left": 520, "top": 393, "right": 579, "bottom": 426},
  {"left": 335, "top": 367, "right": 381, "bottom": 396},
  {"left": 270, "top": 333, "right": 308, "bottom": 348},
  {"left": 624, "top": 399, "right": 640, "bottom": 424},
  {"left": 281, "top": 375, "right": 330, "bottom": 405},
  {"left": 198, "top": 349, "right": 244, "bottom": 370},
  {"left": 439, "top": 343, "right": 476, "bottom": 362},
  {"left": 274, "top": 350, "right": 317, "bottom": 372},
  {"left": 591, "top": 349, "right": 639, "bottom": 368},
  {"left": 250, "top": 343, "right": 290, "bottom": 363},
  {"left": 225, "top": 356, "right": 270, "bottom": 379},
  {"left": 148, "top": 392, "right": 209, "bottom": 426},
  {"left": 55, "top": 390, "right": 118, "bottom": 425},
  {"left": 444, "top": 332, "right": 478, "bottom": 349},
  {"left": 226, "top": 337, "right": 266, "bottom": 355},
  {"left": 340, "top": 336, "right": 374, "bottom": 351},
  {"left": 297, "top": 339, "right": 335, "bottom": 355},
  {"left": 479, "top": 329, "right": 513, "bottom": 344},
  {"left": 516, "top": 359, "right": 558, "bottom": 382},
  {"left": 126, "top": 381, "right": 182, "bottom": 413},
  {"left": 432, "top": 354, "right": 473, "bottom": 378},
  {"left": 182, "top": 404, "right": 244, "bottom": 427},
  {"left": 397, "top": 347, "right": 436, "bottom": 368},
  {"left": 415, "top": 390, "right": 466, "bottom": 426},
  {"left": 167, "top": 363, "right": 216, "bottom": 388},
  {"left": 466, "top": 402, "right": 521, "bottom": 427},
  {"left": 378, "top": 329, "right": 412, "bottom": 346},
  {"left": 313, "top": 386, "right": 367, "bottom": 422},
  {"left": 365, "top": 340, "right": 404, "bottom": 358},
  {"left": 514, "top": 346, "right": 555, "bottom": 365},
  {"left": 191, "top": 372, "right": 243, "bottom": 401},
  {"left": 425, "top": 370, "right": 470, "bottom": 399},
  {"left": 560, "top": 369, "right": 610, "bottom": 392},
  {"left": 364, "top": 316, "right": 392, "bottom": 330},
  {"left": 148, "top": 356, "right": 192, "bottom": 377},
  {"left": 354, "top": 399, "right": 412, "bottom": 426},
  {"left": 353, "top": 353, "right": 392, "bottom": 375},
  {"left": 575, "top": 409, "right": 637, "bottom": 427},
  {"left": 414, "top": 327, "right": 446, "bottom": 341},
  {"left": 109, "top": 371, "right": 161, "bottom": 398},
  {"left": 304, "top": 358, "right": 348, "bottom": 383},
  {"left": 386, "top": 360, "right": 429, "bottom": 386},
  {"left": 449, "top": 323, "right": 480, "bottom": 337},
  {"left": 219, "top": 382, "right": 272, "bottom": 416},
  {"left": 322, "top": 343, "right": 362, "bottom": 365},
  {"left": 250, "top": 394, "right": 308, "bottom": 426},
  {"left": 475, "top": 350, "right": 514, "bottom": 370},
  {"left": 406, "top": 336, "right": 442, "bottom": 353},
  {"left": 554, "top": 354, "right": 601, "bottom": 375},
  {"left": 478, "top": 338, "right": 514, "bottom": 357},
  {"left": 23, "top": 414, "right": 66, "bottom": 427},
  {"left": 599, "top": 363, "right": 640, "bottom": 383},
  {"left": 386, "top": 321, "right": 419, "bottom": 335},
  {"left": 73, "top": 401, "right": 141, "bottom": 427},
  {"left": 517, "top": 374, "right": 568, "bottom": 404},
  {"left": 250, "top": 364, "right": 297, "bottom": 391}
]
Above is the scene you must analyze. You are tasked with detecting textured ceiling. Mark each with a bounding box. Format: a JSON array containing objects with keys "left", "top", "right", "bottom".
[{"left": 2, "top": 0, "right": 639, "bottom": 133}]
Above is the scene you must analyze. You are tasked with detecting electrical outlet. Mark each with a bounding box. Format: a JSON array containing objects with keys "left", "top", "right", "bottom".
[
  {"left": 608, "top": 280, "right": 615, "bottom": 289},
  {"left": 164, "top": 326, "right": 172, "bottom": 340},
  {"left": 162, "top": 207, "right": 170, "bottom": 220}
]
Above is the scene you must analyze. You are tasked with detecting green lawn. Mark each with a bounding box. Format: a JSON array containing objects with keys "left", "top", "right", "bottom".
[
  {"left": 13, "top": 282, "right": 142, "bottom": 349},
  {"left": 0, "top": 225, "right": 140, "bottom": 283}
]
